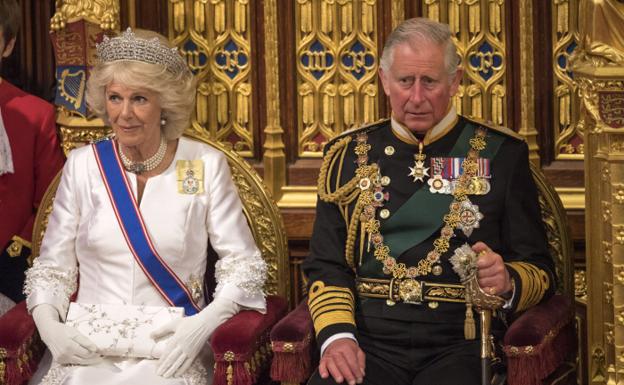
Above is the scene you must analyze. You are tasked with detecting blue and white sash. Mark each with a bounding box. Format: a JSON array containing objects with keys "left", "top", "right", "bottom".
[{"left": 92, "top": 139, "right": 200, "bottom": 315}]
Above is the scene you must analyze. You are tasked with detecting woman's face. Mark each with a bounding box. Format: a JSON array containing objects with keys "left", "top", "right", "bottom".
[{"left": 105, "top": 82, "right": 163, "bottom": 149}]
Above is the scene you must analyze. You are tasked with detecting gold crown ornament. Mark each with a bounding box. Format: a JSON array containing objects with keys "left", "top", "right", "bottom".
[{"left": 96, "top": 28, "right": 189, "bottom": 75}]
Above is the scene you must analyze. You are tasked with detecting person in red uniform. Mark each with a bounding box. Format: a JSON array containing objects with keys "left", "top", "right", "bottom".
[{"left": 0, "top": 0, "right": 65, "bottom": 310}]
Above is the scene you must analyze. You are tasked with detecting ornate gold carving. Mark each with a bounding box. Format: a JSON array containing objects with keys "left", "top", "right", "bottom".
[
  {"left": 261, "top": 0, "right": 287, "bottom": 199},
  {"left": 606, "top": 323, "right": 615, "bottom": 345},
  {"left": 517, "top": 0, "right": 539, "bottom": 164},
  {"left": 615, "top": 225, "right": 624, "bottom": 245},
  {"left": 575, "top": 0, "right": 624, "bottom": 68},
  {"left": 172, "top": 0, "right": 255, "bottom": 157},
  {"left": 604, "top": 241, "right": 613, "bottom": 264},
  {"left": 295, "top": 0, "right": 379, "bottom": 157},
  {"left": 32, "top": 173, "right": 62, "bottom": 261},
  {"left": 615, "top": 186, "right": 624, "bottom": 204},
  {"left": 611, "top": 138, "right": 624, "bottom": 153},
  {"left": 580, "top": 55, "right": 624, "bottom": 381},
  {"left": 391, "top": 0, "right": 404, "bottom": 30},
  {"left": 604, "top": 201, "right": 613, "bottom": 222},
  {"left": 552, "top": 0, "right": 582, "bottom": 159},
  {"left": 51, "top": 0, "right": 119, "bottom": 31},
  {"left": 531, "top": 163, "right": 574, "bottom": 295},
  {"left": 602, "top": 165, "right": 612, "bottom": 184},
  {"left": 421, "top": 1, "right": 507, "bottom": 127},
  {"left": 574, "top": 268, "right": 587, "bottom": 301},
  {"left": 423, "top": 0, "right": 440, "bottom": 22},
  {"left": 58, "top": 126, "right": 109, "bottom": 155},
  {"left": 604, "top": 282, "right": 613, "bottom": 303},
  {"left": 599, "top": 92, "right": 624, "bottom": 128},
  {"left": 591, "top": 347, "right": 607, "bottom": 382}
]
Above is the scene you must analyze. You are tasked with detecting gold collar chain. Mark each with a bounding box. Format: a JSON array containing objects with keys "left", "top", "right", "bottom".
[{"left": 357, "top": 127, "right": 488, "bottom": 279}]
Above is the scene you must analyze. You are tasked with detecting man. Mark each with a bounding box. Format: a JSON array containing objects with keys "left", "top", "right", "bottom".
[
  {"left": 0, "top": 0, "right": 65, "bottom": 312},
  {"left": 303, "top": 18, "right": 555, "bottom": 385}
]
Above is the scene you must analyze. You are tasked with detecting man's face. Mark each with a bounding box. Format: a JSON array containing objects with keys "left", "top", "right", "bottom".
[{"left": 379, "top": 40, "right": 462, "bottom": 134}]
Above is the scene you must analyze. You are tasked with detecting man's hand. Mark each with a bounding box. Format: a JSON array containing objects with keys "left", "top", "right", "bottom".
[
  {"left": 319, "top": 338, "right": 365, "bottom": 385},
  {"left": 472, "top": 242, "right": 513, "bottom": 297}
]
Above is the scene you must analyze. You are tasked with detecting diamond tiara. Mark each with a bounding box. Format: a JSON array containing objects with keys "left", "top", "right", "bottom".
[{"left": 96, "top": 28, "right": 189, "bottom": 76}]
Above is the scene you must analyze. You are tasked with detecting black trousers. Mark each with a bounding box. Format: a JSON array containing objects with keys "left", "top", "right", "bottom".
[
  {"left": 308, "top": 314, "right": 481, "bottom": 385},
  {"left": 0, "top": 252, "right": 28, "bottom": 303}
]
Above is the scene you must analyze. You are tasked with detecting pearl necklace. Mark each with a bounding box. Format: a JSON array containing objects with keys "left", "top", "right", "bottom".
[{"left": 118, "top": 136, "right": 167, "bottom": 174}]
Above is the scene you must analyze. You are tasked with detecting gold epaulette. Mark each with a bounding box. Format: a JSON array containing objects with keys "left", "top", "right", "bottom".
[
  {"left": 468, "top": 117, "right": 525, "bottom": 141},
  {"left": 317, "top": 119, "right": 389, "bottom": 204}
]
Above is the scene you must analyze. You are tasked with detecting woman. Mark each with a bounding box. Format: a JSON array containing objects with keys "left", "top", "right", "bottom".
[{"left": 24, "top": 28, "right": 266, "bottom": 385}]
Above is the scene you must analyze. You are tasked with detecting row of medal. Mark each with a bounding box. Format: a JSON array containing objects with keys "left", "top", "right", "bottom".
[
  {"left": 407, "top": 156, "right": 489, "bottom": 238},
  {"left": 411, "top": 156, "right": 492, "bottom": 195}
]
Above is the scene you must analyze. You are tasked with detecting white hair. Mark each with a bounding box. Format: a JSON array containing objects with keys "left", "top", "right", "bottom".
[{"left": 380, "top": 18, "right": 460, "bottom": 78}]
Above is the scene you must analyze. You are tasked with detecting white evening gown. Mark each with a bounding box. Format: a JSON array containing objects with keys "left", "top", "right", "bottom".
[{"left": 24, "top": 137, "right": 267, "bottom": 385}]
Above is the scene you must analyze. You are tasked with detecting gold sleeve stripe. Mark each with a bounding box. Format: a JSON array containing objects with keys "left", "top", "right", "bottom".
[
  {"left": 309, "top": 290, "right": 354, "bottom": 308},
  {"left": 509, "top": 262, "right": 547, "bottom": 310},
  {"left": 309, "top": 282, "right": 354, "bottom": 301},
  {"left": 308, "top": 281, "right": 355, "bottom": 335},
  {"left": 311, "top": 304, "right": 355, "bottom": 322},
  {"left": 506, "top": 262, "right": 550, "bottom": 311},
  {"left": 309, "top": 296, "right": 354, "bottom": 317}
]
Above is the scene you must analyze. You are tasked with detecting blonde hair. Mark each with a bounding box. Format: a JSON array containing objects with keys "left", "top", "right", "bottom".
[
  {"left": 380, "top": 18, "right": 460, "bottom": 78},
  {"left": 86, "top": 29, "right": 196, "bottom": 140}
]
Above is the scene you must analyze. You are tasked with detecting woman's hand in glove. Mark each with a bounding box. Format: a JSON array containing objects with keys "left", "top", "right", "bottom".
[
  {"left": 32, "top": 304, "right": 102, "bottom": 365},
  {"left": 151, "top": 297, "right": 240, "bottom": 378}
]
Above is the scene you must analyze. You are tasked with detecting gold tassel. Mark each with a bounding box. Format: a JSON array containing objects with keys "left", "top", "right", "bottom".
[
  {"left": 464, "top": 302, "right": 476, "bottom": 340},
  {"left": 359, "top": 223, "right": 366, "bottom": 266}
]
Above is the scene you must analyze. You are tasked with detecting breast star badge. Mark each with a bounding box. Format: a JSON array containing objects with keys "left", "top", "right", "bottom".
[{"left": 457, "top": 199, "right": 484, "bottom": 237}]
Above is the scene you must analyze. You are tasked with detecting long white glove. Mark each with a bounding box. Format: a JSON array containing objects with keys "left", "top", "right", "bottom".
[
  {"left": 151, "top": 297, "right": 240, "bottom": 378},
  {"left": 32, "top": 304, "right": 102, "bottom": 365}
]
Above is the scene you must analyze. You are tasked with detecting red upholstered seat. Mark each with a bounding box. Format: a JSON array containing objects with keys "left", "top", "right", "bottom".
[
  {"left": 0, "top": 301, "right": 45, "bottom": 385},
  {"left": 503, "top": 294, "right": 576, "bottom": 385},
  {"left": 270, "top": 300, "right": 315, "bottom": 384},
  {"left": 212, "top": 295, "right": 288, "bottom": 385}
]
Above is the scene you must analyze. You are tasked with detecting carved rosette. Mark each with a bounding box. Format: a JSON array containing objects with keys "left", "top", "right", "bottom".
[{"left": 575, "top": 269, "right": 587, "bottom": 302}]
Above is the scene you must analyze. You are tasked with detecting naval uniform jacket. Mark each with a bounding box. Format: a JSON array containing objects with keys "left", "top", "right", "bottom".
[{"left": 303, "top": 115, "right": 556, "bottom": 349}]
